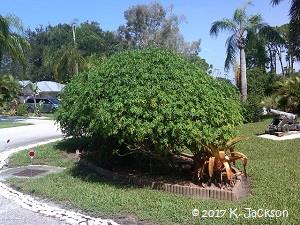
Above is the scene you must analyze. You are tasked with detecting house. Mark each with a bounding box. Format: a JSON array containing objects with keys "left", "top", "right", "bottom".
[{"left": 19, "top": 80, "right": 65, "bottom": 100}]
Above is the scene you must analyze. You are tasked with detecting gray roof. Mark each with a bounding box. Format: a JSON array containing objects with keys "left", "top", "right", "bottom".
[
  {"left": 19, "top": 80, "right": 65, "bottom": 93},
  {"left": 36, "top": 81, "right": 65, "bottom": 92}
]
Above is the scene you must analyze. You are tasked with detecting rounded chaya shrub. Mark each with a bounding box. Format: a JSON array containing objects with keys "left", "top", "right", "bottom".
[{"left": 57, "top": 49, "right": 242, "bottom": 154}]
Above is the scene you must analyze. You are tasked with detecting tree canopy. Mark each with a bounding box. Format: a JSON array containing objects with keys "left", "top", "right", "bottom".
[{"left": 118, "top": 3, "right": 201, "bottom": 57}]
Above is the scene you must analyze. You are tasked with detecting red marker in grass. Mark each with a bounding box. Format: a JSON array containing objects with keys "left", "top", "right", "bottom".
[{"left": 28, "top": 150, "right": 36, "bottom": 159}]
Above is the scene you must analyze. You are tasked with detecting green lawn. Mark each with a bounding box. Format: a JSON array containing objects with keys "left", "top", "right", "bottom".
[
  {"left": 7, "top": 119, "right": 300, "bottom": 225},
  {"left": 0, "top": 121, "right": 32, "bottom": 128},
  {"left": 28, "top": 113, "right": 56, "bottom": 120}
]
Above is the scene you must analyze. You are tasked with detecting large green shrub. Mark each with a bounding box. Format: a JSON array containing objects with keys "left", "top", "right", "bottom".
[{"left": 57, "top": 48, "right": 242, "bottom": 155}]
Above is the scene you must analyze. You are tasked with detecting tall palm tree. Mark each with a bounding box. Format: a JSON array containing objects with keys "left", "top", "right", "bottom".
[
  {"left": 210, "top": 3, "right": 266, "bottom": 101},
  {"left": 0, "top": 15, "right": 29, "bottom": 67}
]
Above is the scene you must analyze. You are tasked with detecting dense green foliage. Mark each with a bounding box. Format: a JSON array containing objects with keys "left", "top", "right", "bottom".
[
  {"left": 0, "top": 74, "right": 20, "bottom": 110},
  {"left": 23, "top": 22, "right": 125, "bottom": 82},
  {"left": 57, "top": 48, "right": 242, "bottom": 155},
  {"left": 270, "top": 75, "right": 300, "bottom": 113},
  {"left": 242, "top": 68, "right": 278, "bottom": 122},
  {"left": 15, "top": 103, "right": 28, "bottom": 116},
  {"left": 241, "top": 96, "right": 263, "bottom": 123},
  {"left": 247, "top": 68, "right": 278, "bottom": 97}
]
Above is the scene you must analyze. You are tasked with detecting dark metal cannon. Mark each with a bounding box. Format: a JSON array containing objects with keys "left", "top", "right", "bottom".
[{"left": 263, "top": 108, "right": 300, "bottom": 134}]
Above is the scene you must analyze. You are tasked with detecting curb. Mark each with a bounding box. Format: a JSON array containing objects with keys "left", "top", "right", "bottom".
[{"left": 0, "top": 139, "right": 119, "bottom": 225}]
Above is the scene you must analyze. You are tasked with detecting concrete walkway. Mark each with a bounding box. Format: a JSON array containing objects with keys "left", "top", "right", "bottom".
[{"left": 258, "top": 131, "right": 300, "bottom": 141}]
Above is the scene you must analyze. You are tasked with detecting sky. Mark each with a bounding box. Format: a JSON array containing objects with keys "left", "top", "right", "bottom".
[{"left": 0, "top": 0, "right": 294, "bottom": 79}]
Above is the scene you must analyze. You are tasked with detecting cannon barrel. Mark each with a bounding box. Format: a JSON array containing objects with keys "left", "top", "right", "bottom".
[{"left": 267, "top": 108, "right": 297, "bottom": 120}]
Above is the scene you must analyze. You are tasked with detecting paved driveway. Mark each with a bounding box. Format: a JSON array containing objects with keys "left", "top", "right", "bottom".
[
  {"left": 0, "top": 118, "right": 63, "bottom": 152},
  {"left": 0, "top": 117, "right": 66, "bottom": 225}
]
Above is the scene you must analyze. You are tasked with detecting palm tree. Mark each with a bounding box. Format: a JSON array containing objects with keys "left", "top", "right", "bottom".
[
  {"left": 44, "top": 44, "right": 85, "bottom": 83},
  {"left": 210, "top": 3, "right": 266, "bottom": 101},
  {"left": 0, "top": 15, "right": 29, "bottom": 67}
]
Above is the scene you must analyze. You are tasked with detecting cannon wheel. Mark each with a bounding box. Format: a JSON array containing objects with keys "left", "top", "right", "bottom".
[{"left": 282, "top": 124, "right": 289, "bottom": 133}]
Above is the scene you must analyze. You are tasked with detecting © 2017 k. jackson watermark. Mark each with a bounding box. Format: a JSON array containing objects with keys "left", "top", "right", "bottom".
[{"left": 192, "top": 208, "right": 288, "bottom": 219}]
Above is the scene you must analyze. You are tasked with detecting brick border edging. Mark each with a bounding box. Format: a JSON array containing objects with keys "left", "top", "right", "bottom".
[{"left": 80, "top": 160, "right": 250, "bottom": 201}]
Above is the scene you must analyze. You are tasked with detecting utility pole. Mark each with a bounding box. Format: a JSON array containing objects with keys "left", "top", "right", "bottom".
[{"left": 72, "top": 23, "right": 79, "bottom": 76}]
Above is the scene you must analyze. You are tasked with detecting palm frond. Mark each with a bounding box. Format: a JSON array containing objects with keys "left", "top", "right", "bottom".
[
  {"left": 248, "top": 14, "right": 267, "bottom": 31},
  {"left": 0, "top": 15, "right": 27, "bottom": 66},
  {"left": 5, "top": 34, "right": 29, "bottom": 65},
  {"left": 4, "top": 14, "right": 24, "bottom": 34},
  {"left": 290, "top": 0, "right": 300, "bottom": 22},
  {"left": 210, "top": 19, "right": 237, "bottom": 37},
  {"left": 50, "top": 45, "right": 85, "bottom": 82},
  {"left": 226, "top": 136, "right": 248, "bottom": 148},
  {"left": 271, "top": 0, "right": 284, "bottom": 6},
  {"left": 233, "top": 8, "right": 247, "bottom": 25},
  {"left": 0, "top": 16, "right": 9, "bottom": 39},
  {"left": 224, "top": 34, "right": 238, "bottom": 71}
]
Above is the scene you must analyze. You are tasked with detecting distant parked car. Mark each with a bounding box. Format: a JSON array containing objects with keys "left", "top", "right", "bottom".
[{"left": 25, "top": 97, "right": 59, "bottom": 113}]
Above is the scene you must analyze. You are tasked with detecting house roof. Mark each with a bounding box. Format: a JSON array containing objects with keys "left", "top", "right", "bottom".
[
  {"left": 36, "top": 81, "right": 65, "bottom": 92},
  {"left": 19, "top": 80, "right": 65, "bottom": 93}
]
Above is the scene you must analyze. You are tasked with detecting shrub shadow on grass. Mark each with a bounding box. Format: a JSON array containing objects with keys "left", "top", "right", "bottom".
[
  {"left": 55, "top": 138, "right": 193, "bottom": 189},
  {"left": 54, "top": 137, "right": 91, "bottom": 153},
  {"left": 69, "top": 162, "right": 135, "bottom": 189}
]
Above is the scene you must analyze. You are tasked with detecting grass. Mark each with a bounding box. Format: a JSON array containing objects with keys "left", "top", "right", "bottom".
[
  {"left": 0, "top": 121, "right": 32, "bottom": 128},
  {"left": 27, "top": 112, "right": 56, "bottom": 120},
  {"left": 7, "top": 119, "right": 300, "bottom": 225}
]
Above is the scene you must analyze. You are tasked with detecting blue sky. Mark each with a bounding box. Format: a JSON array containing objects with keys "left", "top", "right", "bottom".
[{"left": 0, "top": 0, "right": 293, "bottom": 78}]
